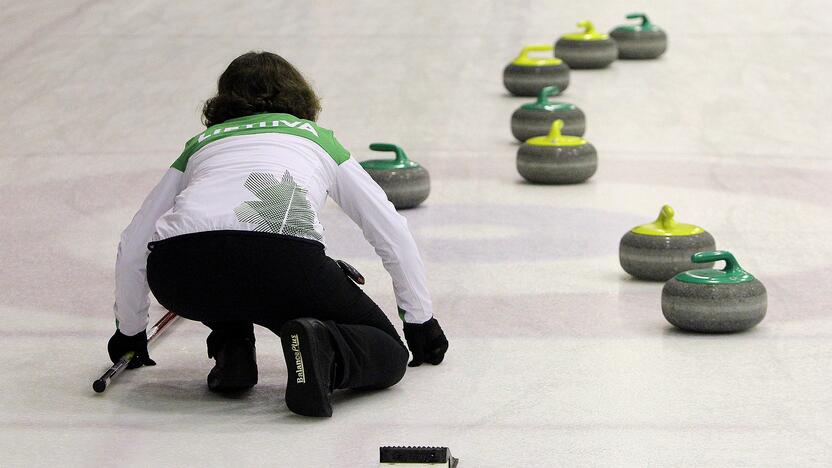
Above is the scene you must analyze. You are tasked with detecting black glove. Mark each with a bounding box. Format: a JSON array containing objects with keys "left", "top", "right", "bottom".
[
  {"left": 403, "top": 318, "right": 448, "bottom": 367},
  {"left": 107, "top": 330, "right": 156, "bottom": 369}
]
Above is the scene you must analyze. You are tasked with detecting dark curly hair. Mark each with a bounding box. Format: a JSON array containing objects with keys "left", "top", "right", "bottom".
[{"left": 202, "top": 51, "right": 321, "bottom": 127}]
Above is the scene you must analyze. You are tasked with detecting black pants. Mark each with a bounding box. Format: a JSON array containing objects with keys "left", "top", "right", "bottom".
[{"left": 146, "top": 230, "right": 408, "bottom": 390}]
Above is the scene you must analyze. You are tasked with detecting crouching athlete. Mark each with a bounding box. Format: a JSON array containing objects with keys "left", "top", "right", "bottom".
[{"left": 106, "top": 51, "right": 448, "bottom": 417}]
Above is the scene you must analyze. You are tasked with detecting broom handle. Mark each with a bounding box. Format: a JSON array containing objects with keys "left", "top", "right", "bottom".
[{"left": 92, "top": 311, "right": 178, "bottom": 393}]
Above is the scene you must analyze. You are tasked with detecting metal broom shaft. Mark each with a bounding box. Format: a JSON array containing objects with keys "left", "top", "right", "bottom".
[{"left": 92, "top": 311, "right": 178, "bottom": 393}]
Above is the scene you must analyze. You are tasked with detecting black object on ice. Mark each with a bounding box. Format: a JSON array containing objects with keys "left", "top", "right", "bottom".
[{"left": 380, "top": 446, "right": 459, "bottom": 466}]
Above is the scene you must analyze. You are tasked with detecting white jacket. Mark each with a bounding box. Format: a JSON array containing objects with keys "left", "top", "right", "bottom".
[{"left": 113, "top": 113, "right": 433, "bottom": 335}]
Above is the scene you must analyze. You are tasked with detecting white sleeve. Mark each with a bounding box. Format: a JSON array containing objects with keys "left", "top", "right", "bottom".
[
  {"left": 113, "top": 168, "right": 183, "bottom": 336},
  {"left": 329, "top": 157, "right": 433, "bottom": 324}
]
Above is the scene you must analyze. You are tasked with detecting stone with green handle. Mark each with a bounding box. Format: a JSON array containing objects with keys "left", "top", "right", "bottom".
[
  {"left": 662, "top": 251, "right": 767, "bottom": 332},
  {"left": 360, "top": 143, "right": 430, "bottom": 210},
  {"left": 610, "top": 13, "right": 668, "bottom": 59},
  {"left": 510, "top": 85, "right": 586, "bottom": 142}
]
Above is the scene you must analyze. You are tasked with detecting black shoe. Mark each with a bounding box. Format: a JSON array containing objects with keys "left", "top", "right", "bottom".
[
  {"left": 279, "top": 318, "right": 336, "bottom": 417},
  {"left": 206, "top": 335, "right": 258, "bottom": 393}
]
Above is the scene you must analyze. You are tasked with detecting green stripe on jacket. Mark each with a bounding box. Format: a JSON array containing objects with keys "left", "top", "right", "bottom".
[{"left": 172, "top": 113, "right": 350, "bottom": 171}]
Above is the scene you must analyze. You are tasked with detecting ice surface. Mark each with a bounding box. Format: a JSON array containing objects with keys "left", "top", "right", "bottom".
[{"left": 1, "top": 1, "right": 831, "bottom": 466}]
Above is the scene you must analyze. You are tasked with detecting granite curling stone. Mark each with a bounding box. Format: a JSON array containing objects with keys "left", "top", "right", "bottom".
[
  {"left": 511, "top": 85, "right": 586, "bottom": 142},
  {"left": 555, "top": 20, "right": 618, "bottom": 69},
  {"left": 662, "top": 251, "right": 766, "bottom": 333},
  {"left": 516, "top": 119, "right": 597, "bottom": 184},
  {"left": 360, "top": 143, "right": 429, "bottom": 210},
  {"left": 619, "top": 205, "right": 716, "bottom": 281},
  {"left": 609, "top": 12, "right": 668, "bottom": 59},
  {"left": 503, "top": 44, "right": 570, "bottom": 97}
]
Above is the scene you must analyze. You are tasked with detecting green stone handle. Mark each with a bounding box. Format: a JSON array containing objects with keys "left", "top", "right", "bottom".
[
  {"left": 369, "top": 143, "right": 409, "bottom": 164},
  {"left": 626, "top": 12, "right": 652, "bottom": 28},
  {"left": 536, "top": 86, "right": 561, "bottom": 105},
  {"left": 692, "top": 250, "right": 741, "bottom": 273}
]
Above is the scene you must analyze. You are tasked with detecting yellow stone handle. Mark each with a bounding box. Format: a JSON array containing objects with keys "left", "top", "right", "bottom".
[
  {"left": 656, "top": 204, "right": 677, "bottom": 230},
  {"left": 525, "top": 119, "right": 586, "bottom": 147},
  {"left": 517, "top": 44, "right": 554, "bottom": 61},
  {"left": 577, "top": 20, "right": 598, "bottom": 35},
  {"left": 546, "top": 119, "right": 565, "bottom": 141}
]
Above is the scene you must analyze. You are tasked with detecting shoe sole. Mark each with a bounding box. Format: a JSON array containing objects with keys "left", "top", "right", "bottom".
[{"left": 280, "top": 320, "right": 333, "bottom": 417}]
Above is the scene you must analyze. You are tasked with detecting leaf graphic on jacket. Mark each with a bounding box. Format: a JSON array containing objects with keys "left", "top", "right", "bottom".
[{"left": 234, "top": 171, "right": 322, "bottom": 241}]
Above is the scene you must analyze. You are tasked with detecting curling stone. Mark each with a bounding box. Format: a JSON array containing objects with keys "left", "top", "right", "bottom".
[
  {"left": 503, "top": 44, "right": 570, "bottom": 97},
  {"left": 516, "top": 119, "right": 597, "bottom": 184},
  {"left": 511, "top": 85, "right": 586, "bottom": 142},
  {"left": 609, "top": 13, "right": 668, "bottom": 59},
  {"left": 662, "top": 251, "right": 766, "bottom": 333},
  {"left": 555, "top": 20, "right": 618, "bottom": 69},
  {"left": 360, "top": 143, "right": 429, "bottom": 210},
  {"left": 619, "top": 205, "right": 716, "bottom": 281}
]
